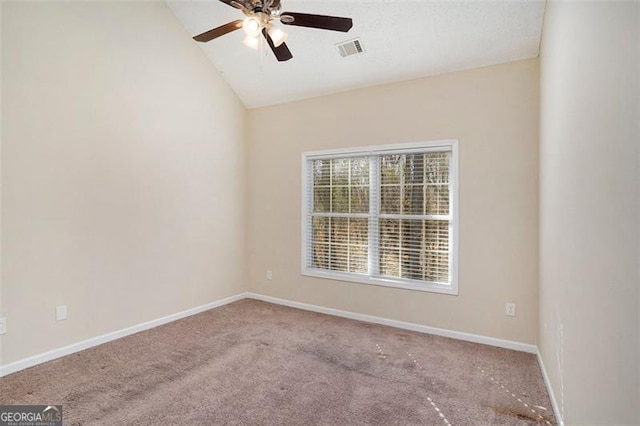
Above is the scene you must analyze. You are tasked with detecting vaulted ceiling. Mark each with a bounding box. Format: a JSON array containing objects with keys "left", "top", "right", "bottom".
[{"left": 167, "top": 0, "right": 546, "bottom": 108}]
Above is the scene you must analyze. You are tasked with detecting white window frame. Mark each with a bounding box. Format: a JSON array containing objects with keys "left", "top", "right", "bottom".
[{"left": 301, "top": 140, "right": 459, "bottom": 295}]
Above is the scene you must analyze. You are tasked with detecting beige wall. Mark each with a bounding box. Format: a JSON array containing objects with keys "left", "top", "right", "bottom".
[
  {"left": 539, "top": 2, "right": 640, "bottom": 424},
  {"left": 247, "top": 59, "right": 540, "bottom": 344},
  {"left": 1, "top": 1, "right": 246, "bottom": 364}
]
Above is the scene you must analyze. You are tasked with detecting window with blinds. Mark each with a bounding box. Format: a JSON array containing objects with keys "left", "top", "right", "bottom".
[{"left": 302, "top": 140, "right": 458, "bottom": 295}]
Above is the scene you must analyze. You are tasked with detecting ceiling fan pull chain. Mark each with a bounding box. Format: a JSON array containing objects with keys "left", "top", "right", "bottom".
[{"left": 259, "top": 31, "right": 265, "bottom": 72}]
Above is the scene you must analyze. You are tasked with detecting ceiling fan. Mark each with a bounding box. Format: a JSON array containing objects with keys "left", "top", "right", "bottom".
[{"left": 193, "top": 0, "right": 353, "bottom": 62}]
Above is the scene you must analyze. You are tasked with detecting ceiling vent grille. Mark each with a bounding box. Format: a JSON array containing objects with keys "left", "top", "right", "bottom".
[{"left": 336, "top": 38, "right": 364, "bottom": 58}]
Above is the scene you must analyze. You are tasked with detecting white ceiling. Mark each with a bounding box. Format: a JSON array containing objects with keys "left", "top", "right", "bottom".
[{"left": 167, "top": 0, "right": 545, "bottom": 108}]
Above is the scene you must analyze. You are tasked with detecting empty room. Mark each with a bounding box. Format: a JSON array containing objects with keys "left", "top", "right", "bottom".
[{"left": 0, "top": 0, "right": 638, "bottom": 425}]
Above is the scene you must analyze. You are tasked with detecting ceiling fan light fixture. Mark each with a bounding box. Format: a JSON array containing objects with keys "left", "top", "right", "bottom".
[
  {"left": 242, "top": 16, "right": 262, "bottom": 37},
  {"left": 267, "top": 25, "right": 288, "bottom": 47},
  {"left": 243, "top": 35, "right": 260, "bottom": 50}
]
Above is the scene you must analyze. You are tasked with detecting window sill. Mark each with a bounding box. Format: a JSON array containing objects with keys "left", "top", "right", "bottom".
[{"left": 301, "top": 268, "right": 459, "bottom": 295}]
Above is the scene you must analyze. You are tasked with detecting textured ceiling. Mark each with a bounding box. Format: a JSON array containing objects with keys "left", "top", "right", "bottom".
[{"left": 167, "top": 0, "right": 545, "bottom": 108}]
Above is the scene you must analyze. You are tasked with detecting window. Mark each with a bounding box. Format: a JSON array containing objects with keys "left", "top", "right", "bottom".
[{"left": 302, "top": 140, "right": 458, "bottom": 294}]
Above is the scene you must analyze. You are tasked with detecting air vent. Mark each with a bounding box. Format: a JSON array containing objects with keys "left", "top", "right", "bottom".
[{"left": 336, "top": 38, "right": 364, "bottom": 58}]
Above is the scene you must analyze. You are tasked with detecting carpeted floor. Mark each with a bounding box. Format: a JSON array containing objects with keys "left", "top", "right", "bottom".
[{"left": 1, "top": 299, "right": 556, "bottom": 425}]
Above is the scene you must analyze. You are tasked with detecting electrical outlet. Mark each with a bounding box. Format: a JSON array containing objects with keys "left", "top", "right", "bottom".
[
  {"left": 505, "top": 302, "right": 516, "bottom": 317},
  {"left": 266, "top": 270, "right": 273, "bottom": 280},
  {"left": 0, "top": 318, "right": 6, "bottom": 335},
  {"left": 56, "top": 305, "right": 68, "bottom": 321}
]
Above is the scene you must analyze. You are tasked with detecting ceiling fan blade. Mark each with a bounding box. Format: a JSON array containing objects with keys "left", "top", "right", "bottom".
[
  {"left": 262, "top": 28, "right": 293, "bottom": 62},
  {"left": 280, "top": 12, "right": 353, "bottom": 32},
  {"left": 193, "top": 20, "right": 244, "bottom": 43},
  {"left": 218, "top": 0, "right": 247, "bottom": 9}
]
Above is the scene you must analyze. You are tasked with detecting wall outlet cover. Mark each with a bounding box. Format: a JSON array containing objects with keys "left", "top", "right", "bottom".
[
  {"left": 505, "top": 302, "right": 516, "bottom": 317},
  {"left": 56, "top": 305, "right": 68, "bottom": 321}
]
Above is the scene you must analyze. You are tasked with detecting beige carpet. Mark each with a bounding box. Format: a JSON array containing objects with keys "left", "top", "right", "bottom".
[{"left": 1, "top": 299, "right": 556, "bottom": 425}]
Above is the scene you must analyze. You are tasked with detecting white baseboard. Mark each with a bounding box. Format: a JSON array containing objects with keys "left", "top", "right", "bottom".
[
  {"left": 245, "top": 292, "right": 538, "bottom": 354},
  {"left": 537, "top": 348, "right": 564, "bottom": 426},
  {"left": 0, "top": 292, "right": 246, "bottom": 377}
]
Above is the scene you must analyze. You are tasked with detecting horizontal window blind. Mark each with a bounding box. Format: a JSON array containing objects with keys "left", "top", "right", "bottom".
[
  {"left": 303, "top": 142, "right": 457, "bottom": 293},
  {"left": 307, "top": 156, "right": 371, "bottom": 275}
]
